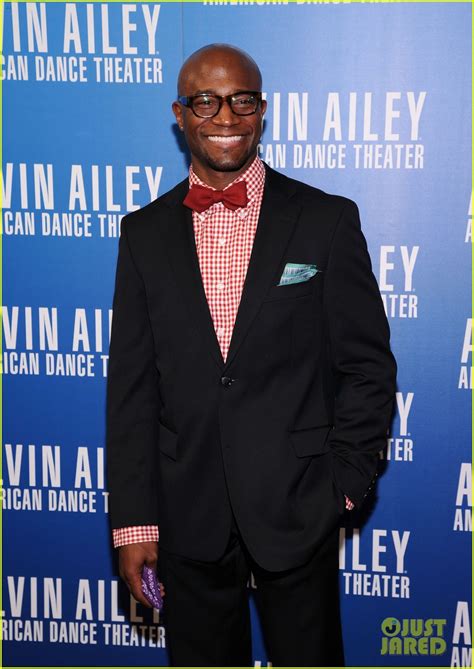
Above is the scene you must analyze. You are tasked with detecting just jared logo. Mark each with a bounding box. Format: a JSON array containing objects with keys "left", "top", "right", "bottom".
[{"left": 380, "top": 617, "right": 447, "bottom": 656}]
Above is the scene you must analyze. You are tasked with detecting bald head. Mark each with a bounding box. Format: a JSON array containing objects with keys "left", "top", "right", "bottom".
[{"left": 177, "top": 44, "right": 262, "bottom": 96}]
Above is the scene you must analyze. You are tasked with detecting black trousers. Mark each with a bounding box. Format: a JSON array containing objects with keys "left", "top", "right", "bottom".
[{"left": 157, "top": 514, "right": 345, "bottom": 667}]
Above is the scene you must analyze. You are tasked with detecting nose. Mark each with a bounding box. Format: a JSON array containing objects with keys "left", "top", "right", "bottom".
[{"left": 212, "top": 98, "right": 239, "bottom": 126}]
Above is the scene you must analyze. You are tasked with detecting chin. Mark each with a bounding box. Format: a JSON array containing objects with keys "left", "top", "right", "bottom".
[{"left": 205, "top": 153, "right": 253, "bottom": 173}]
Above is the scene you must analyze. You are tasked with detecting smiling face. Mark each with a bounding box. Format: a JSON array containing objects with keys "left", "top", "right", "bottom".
[{"left": 172, "top": 46, "right": 267, "bottom": 188}]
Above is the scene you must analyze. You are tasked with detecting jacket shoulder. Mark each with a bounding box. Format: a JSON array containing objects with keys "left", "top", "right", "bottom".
[{"left": 264, "top": 164, "right": 357, "bottom": 214}]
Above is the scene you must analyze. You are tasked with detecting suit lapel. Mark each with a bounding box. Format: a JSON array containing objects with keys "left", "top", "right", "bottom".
[
  {"left": 161, "top": 165, "right": 300, "bottom": 372},
  {"left": 224, "top": 166, "right": 300, "bottom": 369},
  {"left": 162, "top": 178, "right": 226, "bottom": 371}
]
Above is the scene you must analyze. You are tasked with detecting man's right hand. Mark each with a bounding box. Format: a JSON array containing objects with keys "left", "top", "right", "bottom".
[{"left": 118, "top": 541, "right": 161, "bottom": 608}]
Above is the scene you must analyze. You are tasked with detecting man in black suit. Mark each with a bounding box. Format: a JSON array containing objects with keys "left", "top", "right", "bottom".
[{"left": 106, "top": 43, "right": 396, "bottom": 667}]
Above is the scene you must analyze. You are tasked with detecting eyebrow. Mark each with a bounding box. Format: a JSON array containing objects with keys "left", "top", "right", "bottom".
[
  {"left": 191, "top": 90, "right": 217, "bottom": 96},
  {"left": 186, "top": 89, "right": 258, "bottom": 97}
]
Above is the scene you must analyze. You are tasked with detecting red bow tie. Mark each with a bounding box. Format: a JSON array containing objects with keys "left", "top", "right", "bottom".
[{"left": 183, "top": 181, "right": 248, "bottom": 213}]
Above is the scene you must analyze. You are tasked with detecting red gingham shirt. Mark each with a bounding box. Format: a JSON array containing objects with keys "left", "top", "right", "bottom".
[{"left": 112, "top": 156, "right": 266, "bottom": 548}]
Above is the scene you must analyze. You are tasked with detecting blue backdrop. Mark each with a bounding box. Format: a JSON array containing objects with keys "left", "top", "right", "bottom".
[{"left": 3, "top": 2, "right": 471, "bottom": 667}]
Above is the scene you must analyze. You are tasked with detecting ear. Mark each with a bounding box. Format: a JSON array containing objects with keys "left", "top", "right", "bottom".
[
  {"left": 172, "top": 101, "right": 184, "bottom": 131},
  {"left": 260, "top": 98, "right": 268, "bottom": 116}
]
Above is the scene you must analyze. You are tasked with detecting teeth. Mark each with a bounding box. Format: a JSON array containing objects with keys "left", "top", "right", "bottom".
[{"left": 207, "top": 135, "right": 243, "bottom": 144}]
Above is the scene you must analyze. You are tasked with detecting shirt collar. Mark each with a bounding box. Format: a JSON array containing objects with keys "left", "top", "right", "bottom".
[{"left": 188, "top": 156, "right": 265, "bottom": 209}]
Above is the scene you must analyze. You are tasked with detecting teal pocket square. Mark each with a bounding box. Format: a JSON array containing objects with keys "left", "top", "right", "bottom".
[{"left": 278, "top": 263, "right": 319, "bottom": 286}]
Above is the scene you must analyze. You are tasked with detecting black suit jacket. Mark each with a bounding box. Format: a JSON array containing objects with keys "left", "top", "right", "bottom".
[{"left": 106, "top": 164, "right": 397, "bottom": 571}]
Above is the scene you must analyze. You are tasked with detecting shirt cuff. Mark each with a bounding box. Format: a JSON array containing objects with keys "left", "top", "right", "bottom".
[{"left": 112, "top": 525, "right": 159, "bottom": 548}]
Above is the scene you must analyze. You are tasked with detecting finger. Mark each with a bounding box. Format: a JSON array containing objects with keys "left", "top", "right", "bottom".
[
  {"left": 145, "top": 556, "right": 158, "bottom": 571},
  {"left": 127, "top": 573, "right": 153, "bottom": 608}
]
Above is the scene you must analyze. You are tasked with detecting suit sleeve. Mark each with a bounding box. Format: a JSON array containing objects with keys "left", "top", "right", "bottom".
[
  {"left": 324, "top": 200, "right": 397, "bottom": 508},
  {"left": 106, "top": 216, "right": 161, "bottom": 530}
]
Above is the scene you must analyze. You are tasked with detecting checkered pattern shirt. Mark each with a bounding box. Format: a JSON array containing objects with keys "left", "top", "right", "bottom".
[{"left": 112, "top": 156, "right": 266, "bottom": 548}]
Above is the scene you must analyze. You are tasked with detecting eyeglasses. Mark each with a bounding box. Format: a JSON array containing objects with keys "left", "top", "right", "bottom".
[{"left": 177, "top": 91, "right": 263, "bottom": 118}]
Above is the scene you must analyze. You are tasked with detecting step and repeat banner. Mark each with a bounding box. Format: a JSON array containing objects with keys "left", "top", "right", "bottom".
[{"left": 2, "top": 2, "right": 471, "bottom": 667}]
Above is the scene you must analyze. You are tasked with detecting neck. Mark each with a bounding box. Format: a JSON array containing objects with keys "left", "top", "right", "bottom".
[{"left": 191, "top": 156, "right": 256, "bottom": 189}]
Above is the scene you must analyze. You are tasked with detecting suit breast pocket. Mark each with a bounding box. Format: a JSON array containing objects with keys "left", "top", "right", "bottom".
[{"left": 263, "top": 271, "right": 322, "bottom": 303}]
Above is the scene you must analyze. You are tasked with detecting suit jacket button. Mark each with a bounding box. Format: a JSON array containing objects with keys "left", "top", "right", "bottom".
[{"left": 220, "top": 376, "right": 234, "bottom": 387}]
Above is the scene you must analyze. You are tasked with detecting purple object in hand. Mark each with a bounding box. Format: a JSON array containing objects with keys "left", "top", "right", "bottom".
[{"left": 141, "top": 565, "right": 163, "bottom": 610}]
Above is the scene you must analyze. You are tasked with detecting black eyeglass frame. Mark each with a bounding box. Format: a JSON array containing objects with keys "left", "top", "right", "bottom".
[{"left": 177, "top": 91, "right": 263, "bottom": 118}]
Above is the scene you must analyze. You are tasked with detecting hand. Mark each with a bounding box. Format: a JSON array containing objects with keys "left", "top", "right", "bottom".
[
  {"left": 345, "top": 495, "right": 355, "bottom": 511},
  {"left": 118, "top": 541, "right": 165, "bottom": 608}
]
